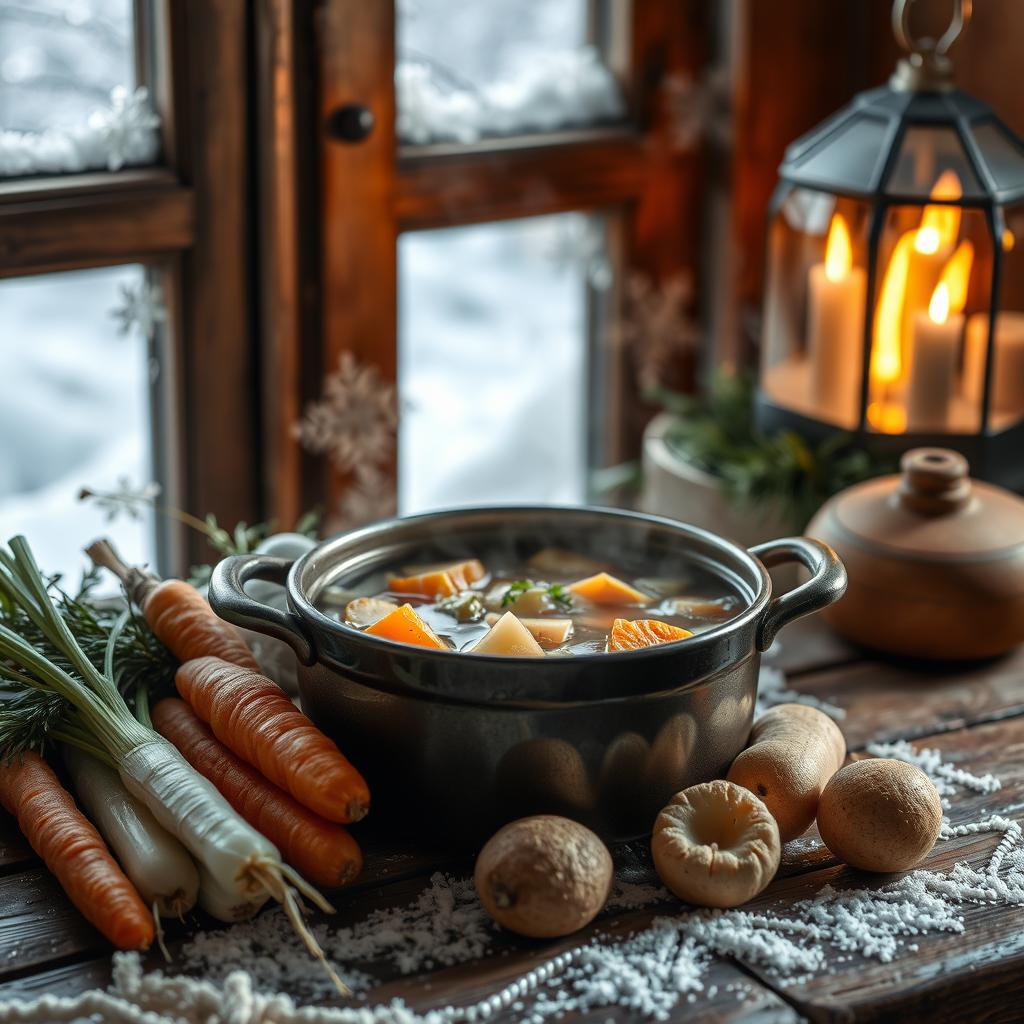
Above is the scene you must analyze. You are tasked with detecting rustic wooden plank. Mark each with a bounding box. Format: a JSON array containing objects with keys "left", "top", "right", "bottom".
[
  {"left": 174, "top": 0, "right": 259, "bottom": 568},
  {"left": 0, "top": 168, "right": 179, "bottom": 204},
  {"left": 789, "top": 647, "right": 1024, "bottom": 751},
  {"left": 368, "top": 934, "right": 799, "bottom": 1023},
  {"left": 316, "top": 0, "right": 398, "bottom": 519},
  {"left": 0, "top": 185, "right": 195, "bottom": 278},
  {"left": 395, "top": 131, "right": 651, "bottom": 231},
  {"left": 740, "top": 716, "right": 1024, "bottom": 1022},
  {"left": 0, "top": 869, "right": 104, "bottom": 979},
  {"left": 0, "top": 812, "right": 32, "bottom": 873},
  {"left": 768, "top": 616, "right": 860, "bottom": 678},
  {"left": 0, "top": 958, "right": 110, "bottom": 1004},
  {"left": 1, "top": 692, "right": 1019, "bottom": 1015}
]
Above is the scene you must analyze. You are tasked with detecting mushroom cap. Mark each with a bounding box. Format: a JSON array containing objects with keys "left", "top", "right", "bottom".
[
  {"left": 817, "top": 758, "right": 942, "bottom": 873},
  {"left": 651, "top": 779, "right": 781, "bottom": 908}
]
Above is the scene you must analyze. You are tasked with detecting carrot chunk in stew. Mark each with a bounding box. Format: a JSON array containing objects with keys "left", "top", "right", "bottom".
[
  {"left": 608, "top": 618, "right": 693, "bottom": 651},
  {"left": 365, "top": 603, "right": 448, "bottom": 649},
  {"left": 568, "top": 572, "right": 653, "bottom": 606}
]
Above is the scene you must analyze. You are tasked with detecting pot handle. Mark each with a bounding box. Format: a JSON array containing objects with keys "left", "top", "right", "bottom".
[
  {"left": 208, "top": 554, "right": 316, "bottom": 666},
  {"left": 749, "top": 537, "right": 847, "bottom": 652}
]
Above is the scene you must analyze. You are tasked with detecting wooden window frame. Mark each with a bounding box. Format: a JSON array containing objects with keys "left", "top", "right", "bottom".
[
  {"left": 0, "top": 0, "right": 254, "bottom": 571},
  {"left": 258, "top": 0, "right": 709, "bottom": 525}
]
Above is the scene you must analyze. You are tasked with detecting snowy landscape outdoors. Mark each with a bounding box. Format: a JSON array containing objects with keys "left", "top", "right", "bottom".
[
  {"left": 0, "top": 1, "right": 155, "bottom": 585},
  {"left": 1, "top": 0, "right": 620, "bottom": 581}
]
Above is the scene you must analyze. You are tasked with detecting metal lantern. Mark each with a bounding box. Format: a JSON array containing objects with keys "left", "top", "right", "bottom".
[{"left": 757, "top": 0, "right": 1024, "bottom": 488}]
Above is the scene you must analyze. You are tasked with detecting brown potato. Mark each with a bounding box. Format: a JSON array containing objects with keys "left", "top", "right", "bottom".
[
  {"left": 817, "top": 759, "right": 942, "bottom": 872},
  {"left": 727, "top": 703, "right": 846, "bottom": 842},
  {"left": 474, "top": 816, "right": 612, "bottom": 938}
]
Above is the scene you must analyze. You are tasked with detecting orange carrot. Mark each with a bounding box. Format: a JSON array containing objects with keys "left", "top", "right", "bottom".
[
  {"left": 143, "top": 578, "right": 261, "bottom": 671},
  {"left": 0, "top": 751, "right": 154, "bottom": 950},
  {"left": 175, "top": 656, "right": 370, "bottom": 823},
  {"left": 152, "top": 698, "right": 362, "bottom": 889},
  {"left": 86, "top": 539, "right": 260, "bottom": 672}
]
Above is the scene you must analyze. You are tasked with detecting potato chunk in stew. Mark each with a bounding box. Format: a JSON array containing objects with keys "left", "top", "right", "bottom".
[
  {"left": 329, "top": 547, "right": 741, "bottom": 657},
  {"left": 472, "top": 611, "right": 544, "bottom": 657}
]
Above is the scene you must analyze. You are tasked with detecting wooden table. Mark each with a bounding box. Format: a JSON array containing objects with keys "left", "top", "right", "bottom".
[{"left": 2, "top": 617, "right": 1024, "bottom": 1022}]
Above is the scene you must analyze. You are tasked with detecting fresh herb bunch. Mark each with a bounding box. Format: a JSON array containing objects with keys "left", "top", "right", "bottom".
[
  {"left": 502, "top": 580, "right": 574, "bottom": 612},
  {"left": 0, "top": 573, "right": 176, "bottom": 758},
  {"left": 652, "top": 372, "right": 893, "bottom": 530}
]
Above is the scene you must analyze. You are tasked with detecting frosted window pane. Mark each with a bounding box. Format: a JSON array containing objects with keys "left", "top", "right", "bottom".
[
  {"left": 396, "top": 0, "right": 624, "bottom": 144},
  {"left": 399, "top": 213, "right": 592, "bottom": 513},
  {"left": 0, "top": 2, "right": 159, "bottom": 178},
  {"left": 0, "top": 265, "right": 156, "bottom": 585},
  {"left": 0, "top": 0, "right": 134, "bottom": 133}
]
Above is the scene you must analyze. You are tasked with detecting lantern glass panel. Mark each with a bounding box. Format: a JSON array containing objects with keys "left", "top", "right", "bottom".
[
  {"left": 866, "top": 205, "right": 993, "bottom": 436},
  {"left": 791, "top": 116, "right": 890, "bottom": 194},
  {"left": 970, "top": 201, "right": 1024, "bottom": 433},
  {"left": 970, "top": 121, "right": 1024, "bottom": 196},
  {"left": 887, "top": 126, "right": 985, "bottom": 199},
  {"left": 761, "top": 186, "right": 871, "bottom": 430}
]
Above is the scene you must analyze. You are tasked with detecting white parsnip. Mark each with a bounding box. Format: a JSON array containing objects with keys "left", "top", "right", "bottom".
[
  {"left": 196, "top": 864, "right": 269, "bottom": 923},
  {"left": 0, "top": 535, "right": 346, "bottom": 993},
  {"left": 117, "top": 739, "right": 281, "bottom": 905},
  {"left": 62, "top": 745, "right": 199, "bottom": 918}
]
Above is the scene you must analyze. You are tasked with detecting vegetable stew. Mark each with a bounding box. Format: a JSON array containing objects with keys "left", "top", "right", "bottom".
[{"left": 320, "top": 545, "right": 742, "bottom": 657}]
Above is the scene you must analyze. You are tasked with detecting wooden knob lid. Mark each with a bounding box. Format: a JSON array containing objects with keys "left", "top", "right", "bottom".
[{"left": 898, "top": 448, "right": 972, "bottom": 515}]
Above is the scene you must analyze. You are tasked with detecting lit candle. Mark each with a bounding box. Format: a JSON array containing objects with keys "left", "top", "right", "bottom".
[
  {"left": 900, "top": 171, "right": 963, "bottom": 377},
  {"left": 907, "top": 240, "right": 973, "bottom": 431},
  {"left": 807, "top": 213, "right": 865, "bottom": 425},
  {"left": 963, "top": 312, "right": 1024, "bottom": 421}
]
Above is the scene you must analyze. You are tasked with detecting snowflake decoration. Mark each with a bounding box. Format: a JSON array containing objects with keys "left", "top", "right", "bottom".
[
  {"left": 619, "top": 272, "right": 700, "bottom": 393},
  {"left": 110, "top": 279, "right": 167, "bottom": 340},
  {"left": 0, "top": 86, "right": 160, "bottom": 178},
  {"left": 335, "top": 464, "right": 398, "bottom": 529},
  {"left": 88, "top": 86, "right": 162, "bottom": 171},
  {"left": 292, "top": 352, "right": 398, "bottom": 474},
  {"left": 543, "top": 216, "right": 614, "bottom": 291},
  {"left": 80, "top": 477, "right": 162, "bottom": 523},
  {"left": 662, "top": 68, "right": 731, "bottom": 152}
]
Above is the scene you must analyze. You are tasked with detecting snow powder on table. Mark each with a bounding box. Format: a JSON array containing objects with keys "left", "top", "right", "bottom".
[
  {"left": 1, "top": 746, "right": 1019, "bottom": 1023},
  {"left": 756, "top": 658, "right": 845, "bottom": 720},
  {"left": 867, "top": 738, "right": 1002, "bottom": 807}
]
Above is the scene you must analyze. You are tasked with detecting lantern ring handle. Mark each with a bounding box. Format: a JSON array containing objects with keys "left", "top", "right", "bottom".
[{"left": 892, "top": 0, "right": 971, "bottom": 57}]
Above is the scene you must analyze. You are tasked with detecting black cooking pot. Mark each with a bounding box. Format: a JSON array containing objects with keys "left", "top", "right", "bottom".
[{"left": 209, "top": 506, "right": 845, "bottom": 843}]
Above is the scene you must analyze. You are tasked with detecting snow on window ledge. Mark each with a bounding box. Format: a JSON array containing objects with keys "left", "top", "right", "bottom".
[
  {"left": 396, "top": 46, "right": 625, "bottom": 146},
  {"left": 0, "top": 86, "right": 160, "bottom": 178}
]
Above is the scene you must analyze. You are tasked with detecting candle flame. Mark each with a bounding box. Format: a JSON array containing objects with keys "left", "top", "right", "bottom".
[
  {"left": 871, "top": 232, "right": 916, "bottom": 384},
  {"left": 869, "top": 171, "right": 965, "bottom": 392},
  {"left": 1004, "top": 228, "right": 1016, "bottom": 251},
  {"left": 939, "top": 240, "right": 974, "bottom": 313},
  {"left": 929, "top": 283, "right": 951, "bottom": 325},
  {"left": 867, "top": 401, "right": 907, "bottom": 434},
  {"left": 918, "top": 169, "right": 963, "bottom": 250},
  {"left": 824, "top": 213, "right": 853, "bottom": 283}
]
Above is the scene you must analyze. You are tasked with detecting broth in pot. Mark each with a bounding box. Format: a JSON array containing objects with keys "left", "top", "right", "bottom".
[{"left": 318, "top": 545, "right": 742, "bottom": 657}]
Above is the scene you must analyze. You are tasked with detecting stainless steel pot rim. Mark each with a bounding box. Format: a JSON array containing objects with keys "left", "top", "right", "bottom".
[{"left": 285, "top": 504, "right": 774, "bottom": 667}]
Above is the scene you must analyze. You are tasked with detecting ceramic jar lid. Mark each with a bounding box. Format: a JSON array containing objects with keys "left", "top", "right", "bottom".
[
  {"left": 806, "top": 448, "right": 1024, "bottom": 659},
  {"left": 829, "top": 448, "right": 1024, "bottom": 560}
]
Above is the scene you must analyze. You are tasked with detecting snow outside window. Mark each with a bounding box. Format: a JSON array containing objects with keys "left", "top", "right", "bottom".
[
  {"left": 0, "top": 266, "right": 157, "bottom": 585},
  {"left": 398, "top": 212, "right": 607, "bottom": 513},
  {"left": 0, "top": 0, "right": 159, "bottom": 176},
  {"left": 396, "top": 0, "right": 624, "bottom": 145}
]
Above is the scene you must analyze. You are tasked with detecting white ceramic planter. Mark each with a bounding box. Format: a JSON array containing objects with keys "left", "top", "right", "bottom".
[{"left": 640, "top": 413, "right": 794, "bottom": 549}]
